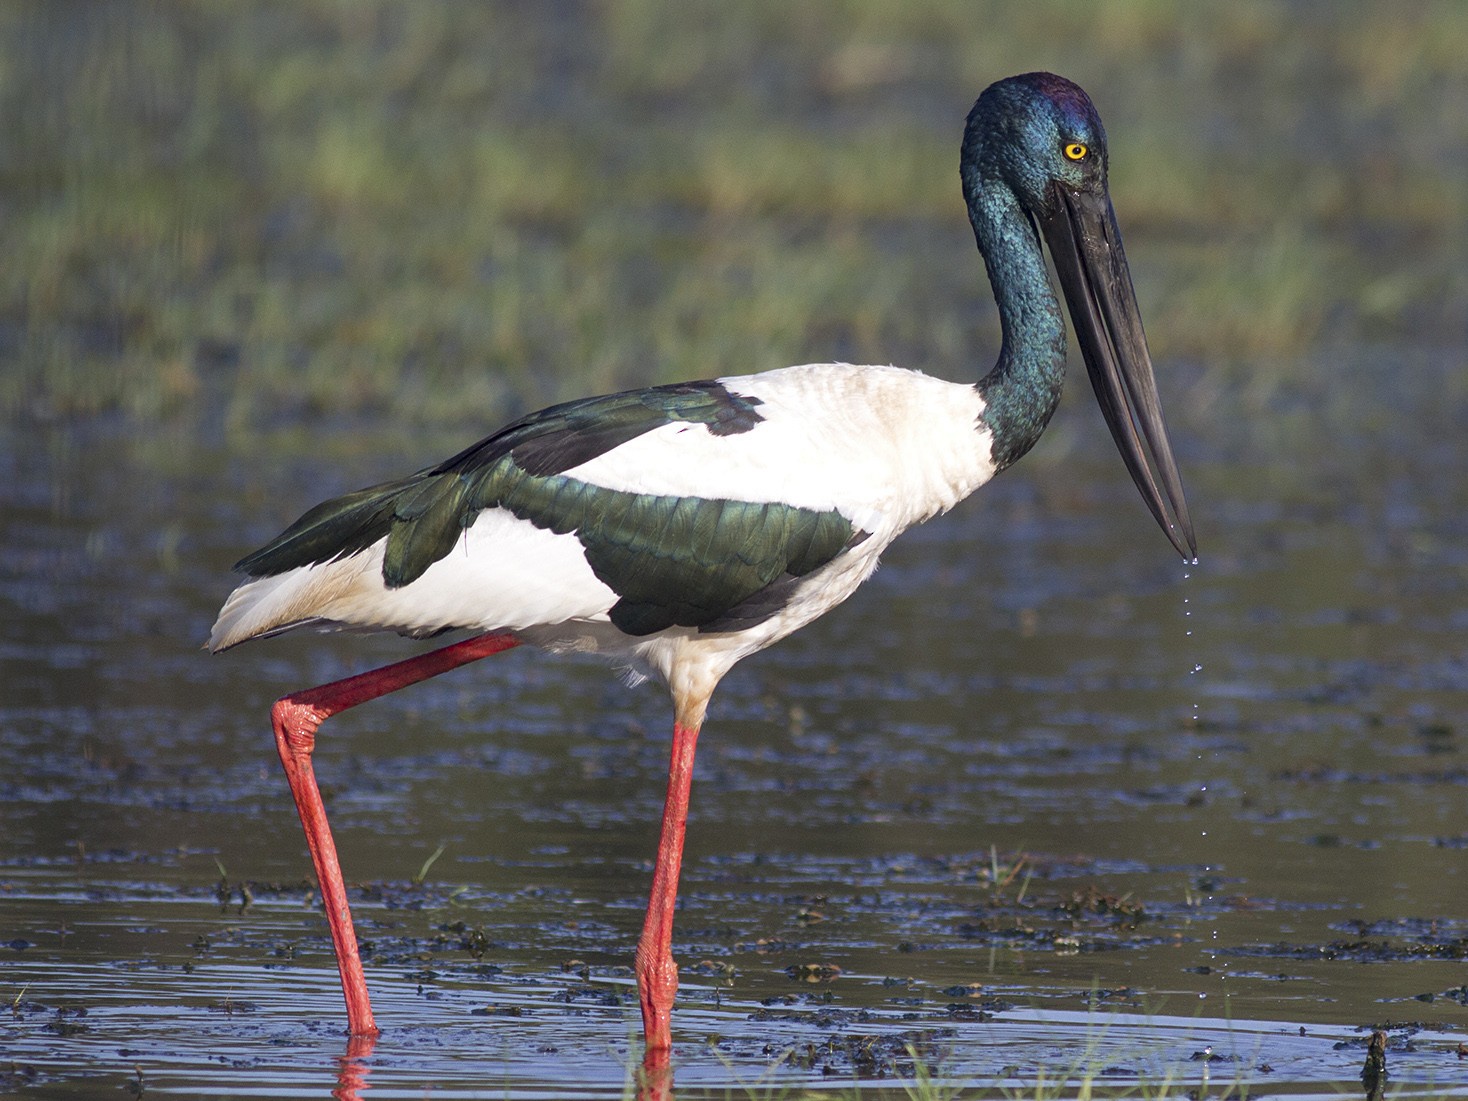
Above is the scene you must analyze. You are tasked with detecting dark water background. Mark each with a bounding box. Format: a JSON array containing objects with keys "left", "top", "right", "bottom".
[
  {"left": 2, "top": 3, "right": 1467, "bottom": 1098},
  {"left": 5, "top": 341, "right": 1467, "bottom": 1096}
]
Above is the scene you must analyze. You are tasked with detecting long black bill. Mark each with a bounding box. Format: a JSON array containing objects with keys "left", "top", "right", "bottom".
[{"left": 1037, "top": 183, "right": 1197, "bottom": 559}]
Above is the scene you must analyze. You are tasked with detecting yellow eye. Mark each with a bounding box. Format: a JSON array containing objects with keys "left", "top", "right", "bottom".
[{"left": 1063, "top": 142, "right": 1088, "bottom": 161}]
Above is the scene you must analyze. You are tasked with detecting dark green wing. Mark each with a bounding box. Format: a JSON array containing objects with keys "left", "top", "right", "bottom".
[
  {"left": 232, "top": 379, "right": 863, "bottom": 636},
  {"left": 233, "top": 379, "right": 765, "bottom": 581},
  {"left": 485, "top": 475, "right": 859, "bottom": 635}
]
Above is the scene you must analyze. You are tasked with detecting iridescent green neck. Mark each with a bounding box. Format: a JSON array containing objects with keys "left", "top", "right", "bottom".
[{"left": 968, "top": 180, "right": 1067, "bottom": 472}]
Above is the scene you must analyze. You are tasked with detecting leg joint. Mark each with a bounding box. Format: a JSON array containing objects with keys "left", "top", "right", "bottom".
[{"left": 271, "top": 695, "right": 327, "bottom": 761}]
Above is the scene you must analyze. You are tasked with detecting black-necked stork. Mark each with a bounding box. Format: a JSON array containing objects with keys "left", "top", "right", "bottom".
[{"left": 210, "top": 73, "right": 1195, "bottom": 1065}]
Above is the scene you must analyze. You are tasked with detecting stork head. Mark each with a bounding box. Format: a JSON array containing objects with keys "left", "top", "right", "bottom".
[{"left": 964, "top": 73, "right": 1196, "bottom": 560}]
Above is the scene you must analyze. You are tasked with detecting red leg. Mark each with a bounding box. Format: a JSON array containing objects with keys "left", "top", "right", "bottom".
[
  {"left": 635, "top": 717, "right": 701, "bottom": 1072},
  {"left": 270, "top": 632, "right": 521, "bottom": 1036}
]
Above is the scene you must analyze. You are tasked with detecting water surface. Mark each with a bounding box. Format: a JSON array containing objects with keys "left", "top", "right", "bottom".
[{"left": 4, "top": 345, "right": 1467, "bottom": 1096}]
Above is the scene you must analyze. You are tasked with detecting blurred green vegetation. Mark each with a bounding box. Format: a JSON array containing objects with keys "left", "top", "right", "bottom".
[{"left": 1, "top": 0, "right": 1464, "bottom": 431}]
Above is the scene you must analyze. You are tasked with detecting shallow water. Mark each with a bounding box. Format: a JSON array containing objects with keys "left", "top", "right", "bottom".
[{"left": 4, "top": 341, "right": 1468, "bottom": 1097}]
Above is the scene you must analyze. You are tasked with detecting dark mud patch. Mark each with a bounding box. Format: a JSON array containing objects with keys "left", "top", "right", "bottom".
[
  {"left": 756, "top": 1026, "right": 956, "bottom": 1079},
  {"left": 1225, "top": 918, "right": 1468, "bottom": 965}
]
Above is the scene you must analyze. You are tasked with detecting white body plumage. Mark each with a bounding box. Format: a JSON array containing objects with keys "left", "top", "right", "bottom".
[{"left": 211, "top": 363, "right": 996, "bottom": 710}]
